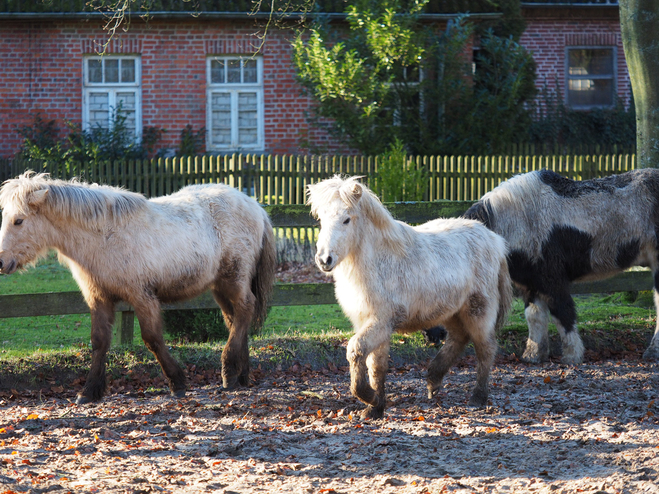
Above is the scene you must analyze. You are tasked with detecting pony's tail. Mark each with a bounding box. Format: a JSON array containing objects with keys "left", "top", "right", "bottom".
[
  {"left": 251, "top": 214, "right": 277, "bottom": 333},
  {"left": 495, "top": 257, "right": 513, "bottom": 332}
]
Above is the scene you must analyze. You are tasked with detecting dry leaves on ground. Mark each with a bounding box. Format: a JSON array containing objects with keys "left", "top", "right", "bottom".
[{"left": 0, "top": 356, "right": 658, "bottom": 494}]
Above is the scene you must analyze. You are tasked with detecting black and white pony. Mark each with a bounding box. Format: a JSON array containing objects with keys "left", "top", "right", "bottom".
[{"left": 464, "top": 168, "right": 659, "bottom": 363}]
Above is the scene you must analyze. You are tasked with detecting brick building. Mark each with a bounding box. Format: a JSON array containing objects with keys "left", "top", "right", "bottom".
[
  {"left": 521, "top": 0, "right": 629, "bottom": 109},
  {"left": 0, "top": 0, "right": 629, "bottom": 158}
]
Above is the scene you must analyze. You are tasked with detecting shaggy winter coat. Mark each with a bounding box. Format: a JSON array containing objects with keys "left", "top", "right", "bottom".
[
  {"left": 464, "top": 168, "right": 659, "bottom": 363},
  {"left": 0, "top": 172, "right": 276, "bottom": 403},
  {"left": 308, "top": 176, "right": 512, "bottom": 419}
]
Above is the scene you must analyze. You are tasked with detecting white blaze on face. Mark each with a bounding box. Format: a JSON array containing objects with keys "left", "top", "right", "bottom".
[{"left": 314, "top": 207, "right": 354, "bottom": 273}]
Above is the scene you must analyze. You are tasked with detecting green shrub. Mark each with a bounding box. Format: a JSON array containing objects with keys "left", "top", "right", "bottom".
[
  {"left": 375, "top": 138, "right": 427, "bottom": 202},
  {"left": 16, "top": 106, "right": 166, "bottom": 169},
  {"left": 163, "top": 309, "right": 229, "bottom": 343},
  {"left": 177, "top": 124, "right": 206, "bottom": 156}
]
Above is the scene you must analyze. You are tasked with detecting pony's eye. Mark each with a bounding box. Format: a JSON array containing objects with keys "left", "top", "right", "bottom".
[
  {"left": 13, "top": 219, "right": 23, "bottom": 226},
  {"left": 343, "top": 218, "right": 350, "bottom": 225}
]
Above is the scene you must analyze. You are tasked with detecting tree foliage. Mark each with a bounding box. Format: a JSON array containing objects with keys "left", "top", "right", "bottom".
[{"left": 293, "top": 0, "right": 537, "bottom": 155}]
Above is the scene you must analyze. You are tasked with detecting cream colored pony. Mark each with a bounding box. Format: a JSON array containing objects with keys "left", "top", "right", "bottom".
[
  {"left": 0, "top": 172, "right": 276, "bottom": 404},
  {"left": 307, "top": 176, "right": 512, "bottom": 419}
]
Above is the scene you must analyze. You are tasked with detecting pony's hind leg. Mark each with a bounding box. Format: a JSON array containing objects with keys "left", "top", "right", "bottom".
[
  {"left": 134, "top": 297, "right": 187, "bottom": 397},
  {"left": 212, "top": 286, "right": 255, "bottom": 389},
  {"left": 546, "top": 291, "right": 584, "bottom": 364},
  {"left": 77, "top": 298, "right": 115, "bottom": 404},
  {"left": 466, "top": 316, "right": 497, "bottom": 408},
  {"left": 427, "top": 317, "right": 470, "bottom": 400},
  {"left": 522, "top": 296, "right": 550, "bottom": 363},
  {"left": 643, "top": 287, "right": 659, "bottom": 360}
]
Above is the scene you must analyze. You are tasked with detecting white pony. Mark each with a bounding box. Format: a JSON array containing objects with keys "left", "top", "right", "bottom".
[
  {"left": 307, "top": 176, "right": 512, "bottom": 419},
  {"left": 0, "top": 172, "right": 276, "bottom": 404}
]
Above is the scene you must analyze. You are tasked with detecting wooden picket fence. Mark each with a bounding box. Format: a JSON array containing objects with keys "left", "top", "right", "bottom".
[{"left": 0, "top": 152, "right": 636, "bottom": 203}]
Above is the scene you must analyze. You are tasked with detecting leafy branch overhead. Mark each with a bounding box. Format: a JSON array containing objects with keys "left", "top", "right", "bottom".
[{"left": 292, "top": 0, "right": 538, "bottom": 155}]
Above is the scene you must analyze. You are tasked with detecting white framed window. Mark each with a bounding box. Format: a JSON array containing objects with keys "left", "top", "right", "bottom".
[
  {"left": 83, "top": 56, "right": 142, "bottom": 138},
  {"left": 206, "top": 56, "right": 264, "bottom": 152},
  {"left": 566, "top": 47, "right": 615, "bottom": 109}
]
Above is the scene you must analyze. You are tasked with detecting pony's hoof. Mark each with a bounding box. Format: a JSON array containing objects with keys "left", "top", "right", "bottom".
[
  {"left": 75, "top": 394, "right": 93, "bottom": 405},
  {"left": 467, "top": 393, "right": 488, "bottom": 408},
  {"left": 521, "top": 348, "right": 548, "bottom": 364},
  {"left": 170, "top": 389, "right": 186, "bottom": 399},
  {"left": 222, "top": 377, "right": 239, "bottom": 390},
  {"left": 360, "top": 405, "right": 384, "bottom": 420},
  {"left": 642, "top": 347, "right": 659, "bottom": 361},
  {"left": 427, "top": 381, "right": 442, "bottom": 399}
]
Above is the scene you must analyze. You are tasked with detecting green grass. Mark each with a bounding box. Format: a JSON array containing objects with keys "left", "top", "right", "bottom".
[
  {"left": 0, "top": 253, "right": 95, "bottom": 358},
  {"left": 0, "top": 251, "right": 656, "bottom": 370}
]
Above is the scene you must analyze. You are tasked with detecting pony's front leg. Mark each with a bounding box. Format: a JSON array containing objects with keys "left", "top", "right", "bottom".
[
  {"left": 77, "top": 299, "right": 115, "bottom": 404},
  {"left": 134, "top": 297, "right": 187, "bottom": 398},
  {"left": 643, "top": 289, "right": 659, "bottom": 360},
  {"left": 362, "top": 342, "right": 389, "bottom": 419},
  {"left": 346, "top": 323, "right": 391, "bottom": 419},
  {"left": 521, "top": 297, "right": 550, "bottom": 363}
]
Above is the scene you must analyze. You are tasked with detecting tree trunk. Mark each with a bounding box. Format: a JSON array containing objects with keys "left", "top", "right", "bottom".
[{"left": 619, "top": 0, "right": 659, "bottom": 168}]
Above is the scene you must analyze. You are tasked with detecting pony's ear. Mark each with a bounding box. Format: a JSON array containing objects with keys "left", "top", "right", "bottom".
[
  {"left": 28, "top": 188, "right": 49, "bottom": 209},
  {"left": 350, "top": 183, "right": 363, "bottom": 202}
]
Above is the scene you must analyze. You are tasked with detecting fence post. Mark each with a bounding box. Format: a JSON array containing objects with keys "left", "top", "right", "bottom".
[{"left": 112, "top": 310, "right": 134, "bottom": 346}]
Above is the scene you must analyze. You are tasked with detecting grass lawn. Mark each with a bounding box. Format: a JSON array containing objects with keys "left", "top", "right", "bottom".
[{"left": 0, "top": 251, "right": 656, "bottom": 390}]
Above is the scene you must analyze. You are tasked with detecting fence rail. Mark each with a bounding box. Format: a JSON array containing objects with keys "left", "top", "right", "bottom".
[
  {"left": 1, "top": 152, "right": 636, "bottom": 203},
  {"left": 0, "top": 203, "right": 653, "bottom": 346}
]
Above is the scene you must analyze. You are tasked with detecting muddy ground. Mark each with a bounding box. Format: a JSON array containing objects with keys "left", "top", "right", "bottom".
[{"left": 0, "top": 354, "right": 657, "bottom": 494}]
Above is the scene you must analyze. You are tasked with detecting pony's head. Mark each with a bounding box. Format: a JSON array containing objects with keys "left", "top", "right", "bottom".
[
  {"left": 0, "top": 171, "right": 146, "bottom": 274},
  {"left": 307, "top": 175, "right": 396, "bottom": 272},
  {"left": 0, "top": 172, "right": 53, "bottom": 274}
]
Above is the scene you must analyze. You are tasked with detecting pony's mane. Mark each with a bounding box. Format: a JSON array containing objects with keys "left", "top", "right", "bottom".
[
  {"left": 482, "top": 171, "right": 546, "bottom": 213},
  {"left": 0, "top": 171, "right": 147, "bottom": 226},
  {"left": 307, "top": 175, "right": 414, "bottom": 254}
]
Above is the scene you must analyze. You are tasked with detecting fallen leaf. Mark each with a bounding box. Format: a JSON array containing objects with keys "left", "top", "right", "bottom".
[
  {"left": 300, "top": 391, "right": 323, "bottom": 399},
  {"left": 543, "top": 376, "right": 551, "bottom": 384}
]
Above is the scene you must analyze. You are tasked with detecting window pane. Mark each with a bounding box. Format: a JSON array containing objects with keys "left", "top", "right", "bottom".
[
  {"left": 120, "top": 59, "right": 135, "bottom": 83},
  {"left": 210, "top": 59, "right": 225, "bottom": 84},
  {"left": 238, "top": 92, "right": 258, "bottom": 145},
  {"left": 227, "top": 60, "right": 241, "bottom": 83},
  {"left": 116, "top": 92, "right": 136, "bottom": 134},
  {"left": 89, "top": 92, "right": 109, "bottom": 128},
  {"left": 88, "top": 60, "right": 102, "bottom": 83},
  {"left": 211, "top": 92, "right": 232, "bottom": 145},
  {"left": 569, "top": 49, "right": 613, "bottom": 76},
  {"left": 105, "top": 59, "right": 119, "bottom": 83},
  {"left": 568, "top": 78, "right": 613, "bottom": 107},
  {"left": 243, "top": 59, "right": 257, "bottom": 83}
]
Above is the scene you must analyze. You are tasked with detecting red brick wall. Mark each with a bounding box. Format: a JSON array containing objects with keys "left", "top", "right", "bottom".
[
  {"left": 0, "top": 17, "right": 350, "bottom": 158},
  {"left": 520, "top": 14, "right": 631, "bottom": 108},
  {"left": 0, "top": 13, "right": 632, "bottom": 158}
]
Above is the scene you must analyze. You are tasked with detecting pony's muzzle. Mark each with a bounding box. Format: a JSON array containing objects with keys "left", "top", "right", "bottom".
[
  {"left": 0, "top": 256, "right": 17, "bottom": 275},
  {"left": 315, "top": 253, "right": 335, "bottom": 272}
]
